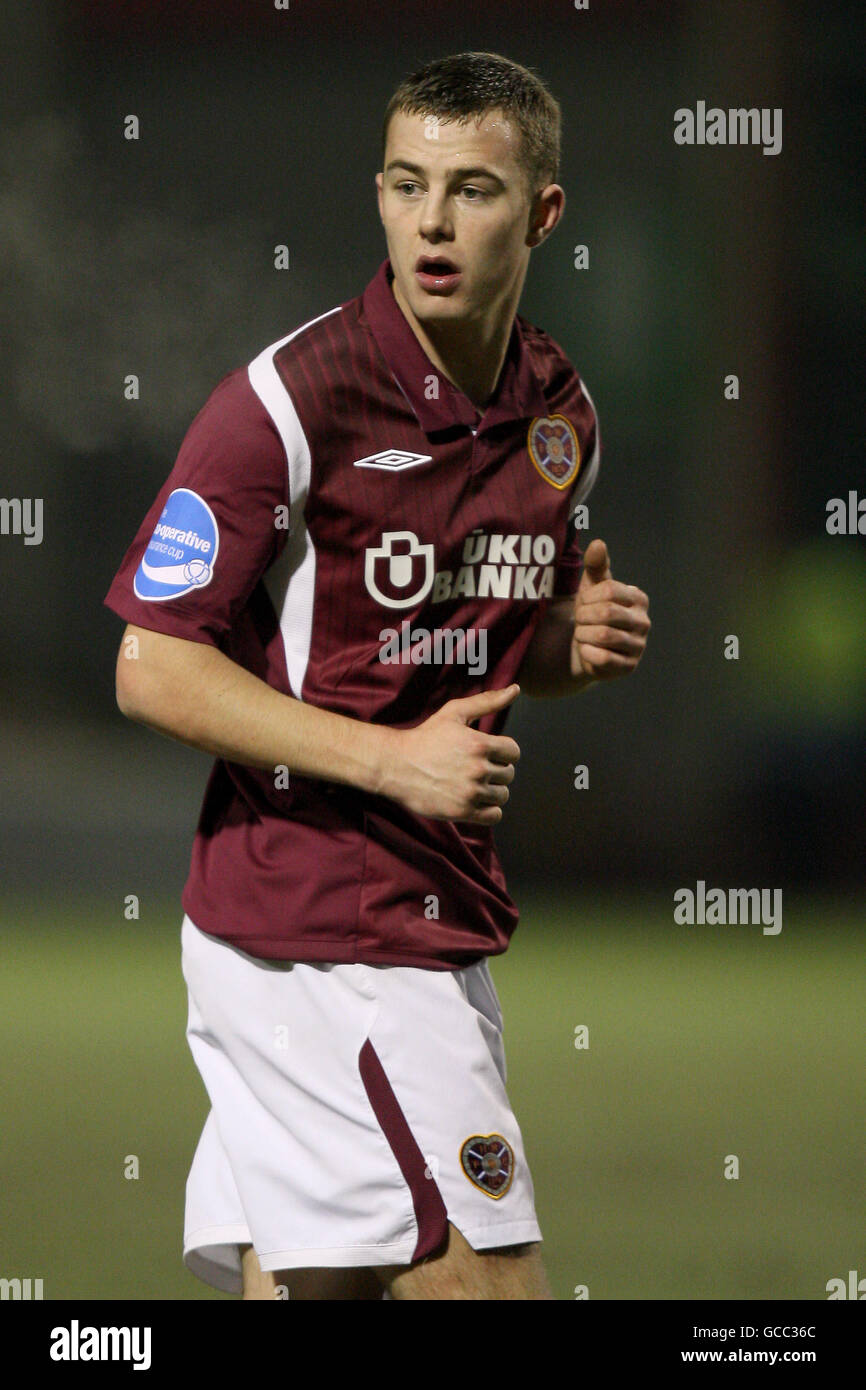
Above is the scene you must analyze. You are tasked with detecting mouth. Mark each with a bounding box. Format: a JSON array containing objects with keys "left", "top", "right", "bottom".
[{"left": 414, "top": 255, "right": 462, "bottom": 294}]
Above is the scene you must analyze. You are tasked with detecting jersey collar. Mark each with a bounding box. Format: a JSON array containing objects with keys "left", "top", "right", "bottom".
[{"left": 361, "top": 257, "right": 549, "bottom": 434}]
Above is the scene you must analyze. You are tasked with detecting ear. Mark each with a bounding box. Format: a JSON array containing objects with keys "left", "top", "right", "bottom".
[{"left": 527, "top": 184, "right": 565, "bottom": 247}]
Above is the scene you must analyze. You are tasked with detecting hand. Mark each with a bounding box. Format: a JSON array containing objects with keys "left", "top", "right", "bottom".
[
  {"left": 571, "top": 539, "right": 650, "bottom": 681},
  {"left": 389, "top": 685, "right": 521, "bottom": 825}
]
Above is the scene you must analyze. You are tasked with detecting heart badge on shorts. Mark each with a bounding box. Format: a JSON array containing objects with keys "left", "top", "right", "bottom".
[{"left": 459, "top": 1133, "right": 514, "bottom": 1199}]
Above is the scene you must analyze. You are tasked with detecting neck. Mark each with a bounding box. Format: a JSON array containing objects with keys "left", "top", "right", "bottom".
[{"left": 391, "top": 274, "right": 519, "bottom": 413}]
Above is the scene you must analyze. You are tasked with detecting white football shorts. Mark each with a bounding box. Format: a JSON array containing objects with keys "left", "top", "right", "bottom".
[{"left": 180, "top": 914, "right": 542, "bottom": 1293}]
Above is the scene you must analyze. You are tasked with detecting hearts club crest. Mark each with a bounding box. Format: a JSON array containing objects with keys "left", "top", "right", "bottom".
[
  {"left": 459, "top": 1133, "right": 515, "bottom": 1199},
  {"left": 527, "top": 414, "right": 581, "bottom": 490}
]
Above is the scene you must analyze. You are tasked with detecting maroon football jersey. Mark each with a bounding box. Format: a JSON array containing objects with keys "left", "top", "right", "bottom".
[{"left": 104, "top": 258, "right": 600, "bottom": 968}]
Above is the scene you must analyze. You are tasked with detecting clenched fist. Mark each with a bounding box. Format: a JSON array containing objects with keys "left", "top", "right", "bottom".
[
  {"left": 572, "top": 539, "right": 650, "bottom": 681},
  {"left": 388, "top": 684, "right": 521, "bottom": 826}
]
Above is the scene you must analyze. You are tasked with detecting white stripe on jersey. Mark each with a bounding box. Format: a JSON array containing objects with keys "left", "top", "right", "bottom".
[
  {"left": 247, "top": 304, "right": 342, "bottom": 701},
  {"left": 571, "top": 377, "right": 601, "bottom": 510}
]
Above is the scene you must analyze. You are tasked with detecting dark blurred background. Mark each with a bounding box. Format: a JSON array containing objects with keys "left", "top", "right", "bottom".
[
  {"left": 1, "top": 0, "right": 864, "bottom": 1301},
  {"left": 2, "top": 0, "right": 863, "bottom": 897}
]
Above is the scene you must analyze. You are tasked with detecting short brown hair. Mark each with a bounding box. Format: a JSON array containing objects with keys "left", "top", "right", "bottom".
[{"left": 382, "top": 51, "right": 561, "bottom": 201}]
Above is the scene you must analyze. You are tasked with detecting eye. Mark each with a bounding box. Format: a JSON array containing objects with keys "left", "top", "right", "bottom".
[
  {"left": 395, "top": 181, "right": 419, "bottom": 195},
  {"left": 461, "top": 186, "right": 488, "bottom": 200}
]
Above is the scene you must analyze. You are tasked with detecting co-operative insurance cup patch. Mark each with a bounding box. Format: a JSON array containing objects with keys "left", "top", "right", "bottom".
[{"left": 134, "top": 487, "right": 219, "bottom": 601}]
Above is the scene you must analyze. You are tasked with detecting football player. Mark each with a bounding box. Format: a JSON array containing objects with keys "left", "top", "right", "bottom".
[{"left": 106, "top": 50, "right": 650, "bottom": 1300}]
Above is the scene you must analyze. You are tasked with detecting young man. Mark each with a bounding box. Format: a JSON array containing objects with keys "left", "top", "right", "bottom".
[{"left": 105, "top": 51, "right": 650, "bottom": 1301}]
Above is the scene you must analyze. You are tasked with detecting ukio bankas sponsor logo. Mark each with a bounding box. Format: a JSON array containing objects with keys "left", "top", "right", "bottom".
[
  {"left": 364, "top": 529, "right": 557, "bottom": 610},
  {"left": 365, "top": 530, "right": 435, "bottom": 609}
]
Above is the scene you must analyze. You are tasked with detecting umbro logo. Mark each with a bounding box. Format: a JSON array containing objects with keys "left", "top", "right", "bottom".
[{"left": 353, "top": 449, "right": 433, "bottom": 471}]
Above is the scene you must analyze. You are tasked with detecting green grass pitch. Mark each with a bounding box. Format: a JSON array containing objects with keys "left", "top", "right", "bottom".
[{"left": 1, "top": 891, "right": 862, "bottom": 1299}]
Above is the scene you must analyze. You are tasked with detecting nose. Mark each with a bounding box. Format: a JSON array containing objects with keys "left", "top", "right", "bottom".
[{"left": 418, "top": 188, "right": 454, "bottom": 241}]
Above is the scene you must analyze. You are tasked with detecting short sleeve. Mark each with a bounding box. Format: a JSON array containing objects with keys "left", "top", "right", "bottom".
[
  {"left": 103, "top": 367, "right": 289, "bottom": 646},
  {"left": 553, "top": 380, "right": 601, "bottom": 597}
]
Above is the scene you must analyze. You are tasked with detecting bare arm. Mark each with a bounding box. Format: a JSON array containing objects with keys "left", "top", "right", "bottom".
[
  {"left": 115, "top": 624, "right": 522, "bottom": 826},
  {"left": 518, "top": 598, "right": 597, "bottom": 698}
]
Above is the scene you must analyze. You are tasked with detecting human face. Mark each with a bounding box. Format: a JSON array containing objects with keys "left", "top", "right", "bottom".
[{"left": 376, "top": 108, "right": 544, "bottom": 330}]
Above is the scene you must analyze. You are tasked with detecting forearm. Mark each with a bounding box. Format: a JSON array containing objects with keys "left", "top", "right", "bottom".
[
  {"left": 116, "top": 630, "right": 394, "bottom": 795},
  {"left": 518, "top": 605, "right": 596, "bottom": 698}
]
